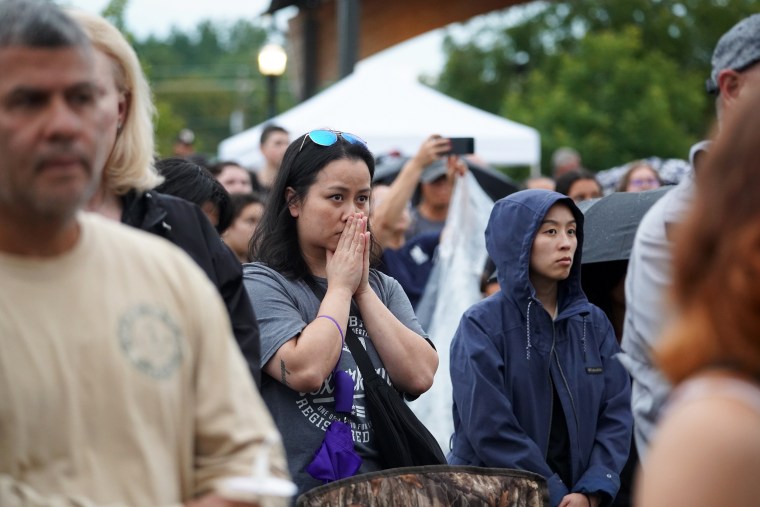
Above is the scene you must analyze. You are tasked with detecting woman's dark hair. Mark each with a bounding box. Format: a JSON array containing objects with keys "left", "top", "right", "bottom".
[
  {"left": 154, "top": 157, "right": 233, "bottom": 234},
  {"left": 229, "top": 192, "right": 264, "bottom": 220},
  {"left": 260, "top": 124, "right": 288, "bottom": 145},
  {"left": 251, "top": 131, "right": 378, "bottom": 279},
  {"left": 208, "top": 160, "right": 244, "bottom": 177},
  {"left": 555, "top": 168, "right": 601, "bottom": 196},
  {"left": 479, "top": 256, "right": 497, "bottom": 293}
]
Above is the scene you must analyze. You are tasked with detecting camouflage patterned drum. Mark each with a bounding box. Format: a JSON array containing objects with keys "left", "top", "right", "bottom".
[{"left": 296, "top": 465, "right": 548, "bottom": 507}]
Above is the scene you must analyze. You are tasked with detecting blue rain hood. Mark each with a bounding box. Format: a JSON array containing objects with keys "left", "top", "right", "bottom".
[
  {"left": 485, "top": 189, "right": 587, "bottom": 315},
  {"left": 449, "top": 190, "right": 632, "bottom": 506}
]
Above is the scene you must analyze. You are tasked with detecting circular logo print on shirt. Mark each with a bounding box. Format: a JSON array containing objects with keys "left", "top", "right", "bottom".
[{"left": 118, "top": 305, "right": 183, "bottom": 379}]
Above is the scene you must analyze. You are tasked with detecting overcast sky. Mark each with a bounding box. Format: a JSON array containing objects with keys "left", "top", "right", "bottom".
[
  {"left": 65, "top": 0, "right": 277, "bottom": 38},
  {"left": 63, "top": 0, "right": 447, "bottom": 80}
]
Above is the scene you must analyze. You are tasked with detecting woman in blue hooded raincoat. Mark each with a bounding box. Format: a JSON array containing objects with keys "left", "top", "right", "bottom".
[{"left": 449, "top": 189, "right": 632, "bottom": 507}]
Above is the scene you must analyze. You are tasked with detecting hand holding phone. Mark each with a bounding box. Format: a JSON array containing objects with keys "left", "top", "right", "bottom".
[{"left": 447, "top": 137, "right": 475, "bottom": 155}]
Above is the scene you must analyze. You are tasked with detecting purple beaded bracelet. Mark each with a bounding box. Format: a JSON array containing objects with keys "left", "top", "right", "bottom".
[{"left": 316, "top": 314, "right": 344, "bottom": 341}]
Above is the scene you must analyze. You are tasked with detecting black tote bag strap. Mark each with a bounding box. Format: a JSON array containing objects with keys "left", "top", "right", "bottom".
[
  {"left": 343, "top": 326, "right": 382, "bottom": 384},
  {"left": 303, "top": 277, "right": 381, "bottom": 384},
  {"left": 304, "top": 277, "right": 447, "bottom": 468}
]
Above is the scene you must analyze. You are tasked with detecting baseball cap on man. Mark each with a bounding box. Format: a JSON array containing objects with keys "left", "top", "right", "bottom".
[
  {"left": 176, "top": 128, "right": 195, "bottom": 145},
  {"left": 706, "top": 13, "right": 760, "bottom": 95},
  {"left": 420, "top": 159, "right": 447, "bottom": 183}
]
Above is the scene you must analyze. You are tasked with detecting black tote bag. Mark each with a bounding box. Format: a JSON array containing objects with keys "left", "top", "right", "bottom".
[
  {"left": 305, "top": 277, "right": 446, "bottom": 468},
  {"left": 344, "top": 329, "right": 447, "bottom": 468}
]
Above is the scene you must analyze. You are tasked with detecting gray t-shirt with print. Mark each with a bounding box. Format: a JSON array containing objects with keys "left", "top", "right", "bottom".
[{"left": 242, "top": 263, "right": 428, "bottom": 495}]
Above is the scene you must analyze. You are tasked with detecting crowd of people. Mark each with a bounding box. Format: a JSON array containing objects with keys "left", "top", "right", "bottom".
[{"left": 2, "top": 1, "right": 760, "bottom": 506}]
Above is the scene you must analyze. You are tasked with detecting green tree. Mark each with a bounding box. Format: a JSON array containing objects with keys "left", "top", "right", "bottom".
[
  {"left": 503, "top": 27, "right": 705, "bottom": 172},
  {"left": 100, "top": 0, "right": 129, "bottom": 34},
  {"left": 436, "top": 0, "right": 758, "bottom": 173},
  {"left": 133, "top": 19, "right": 290, "bottom": 159},
  {"left": 153, "top": 100, "right": 185, "bottom": 157}
]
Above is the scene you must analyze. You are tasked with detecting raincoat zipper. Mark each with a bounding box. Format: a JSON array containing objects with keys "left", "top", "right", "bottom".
[
  {"left": 546, "top": 338, "right": 554, "bottom": 459},
  {"left": 552, "top": 320, "right": 580, "bottom": 434},
  {"left": 528, "top": 296, "right": 554, "bottom": 457}
]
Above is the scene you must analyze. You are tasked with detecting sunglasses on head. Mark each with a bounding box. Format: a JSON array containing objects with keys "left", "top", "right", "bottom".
[{"left": 298, "top": 129, "right": 367, "bottom": 152}]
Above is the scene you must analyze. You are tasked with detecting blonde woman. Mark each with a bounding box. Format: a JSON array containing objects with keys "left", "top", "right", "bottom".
[{"left": 69, "top": 9, "right": 261, "bottom": 386}]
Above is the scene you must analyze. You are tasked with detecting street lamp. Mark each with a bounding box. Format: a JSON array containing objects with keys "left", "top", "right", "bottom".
[{"left": 257, "top": 43, "right": 287, "bottom": 119}]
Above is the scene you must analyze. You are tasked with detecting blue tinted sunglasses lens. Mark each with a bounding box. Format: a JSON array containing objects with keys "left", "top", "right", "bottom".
[
  {"left": 299, "top": 130, "right": 367, "bottom": 153},
  {"left": 308, "top": 130, "right": 338, "bottom": 146},
  {"left": 340, "top": 132, "right": 366, "bottom": 147}
]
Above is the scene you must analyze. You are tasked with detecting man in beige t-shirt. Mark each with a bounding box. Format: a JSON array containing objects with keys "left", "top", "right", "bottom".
[{"left": 0, "top": 2, "right": 286, "bottom": 506}]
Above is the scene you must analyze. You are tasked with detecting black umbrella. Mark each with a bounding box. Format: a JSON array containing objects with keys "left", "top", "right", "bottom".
[
  {"left": 579, "top": 186, "right": 673, "bottom": 265},
  {"left": 580, "top": 186, "right": 673, "bottom": 345},
  {"left": 373, "top": 156, "right": 519, "bottom": 202},
  {"left": 466, "top": 160, "right": 521, "bottom": 201}
]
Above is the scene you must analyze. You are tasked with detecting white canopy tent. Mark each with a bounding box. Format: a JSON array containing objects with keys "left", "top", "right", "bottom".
[{"left": 218, "top": 63, "right": 540, "bottom": 171}]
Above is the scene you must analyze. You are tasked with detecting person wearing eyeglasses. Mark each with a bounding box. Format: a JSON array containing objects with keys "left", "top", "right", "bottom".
[
  {"left": 243, "top": 129, "right": 438, "bottom": 495},
  {"left": 616, "top": 162, "right": 662, "bottom": 193}
]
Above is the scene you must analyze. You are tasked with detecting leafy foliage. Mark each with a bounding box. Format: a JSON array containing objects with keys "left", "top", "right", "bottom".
[
  {"left": 87, "top": 0, "right": 291, "bottom": 160},
  {"left": 503, "top": 27, "right": 705, "bottom": 172},
  {"left": 100, "top": 0, "right": 129, "bottom": 34},
  {"left": 436, "top": 0, "right": 758, "bottom": 174},
  {"left": 133, "top": 19, "right": 292, "bottom": 160}
]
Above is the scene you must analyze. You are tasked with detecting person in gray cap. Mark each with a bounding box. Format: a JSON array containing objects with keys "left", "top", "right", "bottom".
[
  {"left": 405, "top": 157, "right": 454, "bottom": 239},
  {"left": 371, "top": 135, "right": 466, "bottom": 243},
  {"left": 619, "top": 12, "right": 760, "bottom": 460},
  {"left": 551, "top": 146, "right": 582, "bottom": 180},
  {"left": 704, "top": 13, "right": 760, "bottom": 97}
]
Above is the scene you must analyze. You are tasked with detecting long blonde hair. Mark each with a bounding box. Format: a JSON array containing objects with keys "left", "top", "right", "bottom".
[{"left": 66, "top": 9, "right": 162, "bottom": 194}]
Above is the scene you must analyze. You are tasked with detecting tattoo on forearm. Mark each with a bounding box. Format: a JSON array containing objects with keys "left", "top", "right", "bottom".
[{"left": 280, "top": 359, "right": 291, "bottom": 386}]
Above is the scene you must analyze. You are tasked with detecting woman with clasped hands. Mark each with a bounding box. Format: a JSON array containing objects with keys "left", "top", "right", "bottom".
[{"left": 243, "top": 130, "right": 438, "bottom": 496}]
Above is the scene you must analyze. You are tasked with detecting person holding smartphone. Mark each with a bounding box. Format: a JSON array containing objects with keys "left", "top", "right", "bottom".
[
  {"left": 371, "top": 135, "right": 467, "bottom": 243},
  {"left": 370, "top": 136, "right": 467, "bottom": 309}
]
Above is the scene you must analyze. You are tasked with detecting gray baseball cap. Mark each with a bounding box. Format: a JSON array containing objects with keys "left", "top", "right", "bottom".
[
  {"left": 420, "top": 159, "right": 447, "bottom": 183},
  {"left": 706, "top": 13, "right": 760, "bottom": 94}
]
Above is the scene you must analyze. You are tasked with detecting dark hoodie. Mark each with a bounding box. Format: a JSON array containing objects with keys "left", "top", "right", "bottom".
[{"left": 449, "top": 190, "right": 632, "bottom": 507}]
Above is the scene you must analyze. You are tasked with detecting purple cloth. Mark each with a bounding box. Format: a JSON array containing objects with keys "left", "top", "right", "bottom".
[
  {"left": 333, "top": 370, "right": 354, "bottom": 413},
  {"left": 305, "top": 420, "right": 362, "bottom": 482},
  {"left": 306, "top": 368, "right": 361, "bottom": 482}
]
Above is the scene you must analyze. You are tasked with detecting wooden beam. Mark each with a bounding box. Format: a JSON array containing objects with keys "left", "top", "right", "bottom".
[{"left": 286, "top": 0, "right": 525, "bottom": 98}]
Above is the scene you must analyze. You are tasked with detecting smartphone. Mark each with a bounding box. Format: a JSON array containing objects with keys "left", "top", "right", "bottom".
[{"left": 447, "top": 137, "right": 475, "bottom": 155}]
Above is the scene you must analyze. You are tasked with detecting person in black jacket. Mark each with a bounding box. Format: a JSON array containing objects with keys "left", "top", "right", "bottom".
[
  {"left": 154, "top": 157, "right": 234, "bottom": 234},
  {"left": 72, "top": 9, "right": 261, "bottom": 387}
]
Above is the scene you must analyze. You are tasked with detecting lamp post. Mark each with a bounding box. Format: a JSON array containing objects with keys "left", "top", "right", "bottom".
[{"left": 257, "top": 43, "right": 287, "bottom": 119}]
